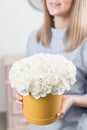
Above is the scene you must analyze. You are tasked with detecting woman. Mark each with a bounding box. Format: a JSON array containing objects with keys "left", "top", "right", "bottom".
[{"left": 16, "top": 0, "right": 87, "bottom": 130}]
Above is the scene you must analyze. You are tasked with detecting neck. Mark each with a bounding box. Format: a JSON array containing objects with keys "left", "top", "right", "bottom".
[{"left": 54, "top": 16, "right": 69, "bottom": 29}]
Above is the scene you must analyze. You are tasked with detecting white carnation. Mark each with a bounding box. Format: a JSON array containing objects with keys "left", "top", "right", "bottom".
[{"left": 9, "top": 53, "right": 76, "bottom": 99}]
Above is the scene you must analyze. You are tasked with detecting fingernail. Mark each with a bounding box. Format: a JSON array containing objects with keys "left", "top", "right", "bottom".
[{"left": 57, "top": 113, "right": 61, "bottom": 116}]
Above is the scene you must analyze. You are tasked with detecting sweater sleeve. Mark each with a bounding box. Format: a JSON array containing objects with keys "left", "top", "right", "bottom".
[
  {"left": 82, "top": 38, "right": 87, "bottom": 94},
  {"left": 82, "top": 38, "right": 87, "bottom": 71}
]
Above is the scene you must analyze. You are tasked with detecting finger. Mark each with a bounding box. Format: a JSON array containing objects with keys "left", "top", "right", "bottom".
[
  {"left": 57, "top": 110, "right": 65, "bottom": 117},
  {"left": 59, "top": 115, "right": 64, "bottom": 119},
  {"left": 16, "top": 99, "right": 23, "bottom": 107},
  {"left": 16, "top": 93, "right": 23, "bottom": 101},
  {"left": 57, "top": 112, "right": 64, "bottom": 120}
]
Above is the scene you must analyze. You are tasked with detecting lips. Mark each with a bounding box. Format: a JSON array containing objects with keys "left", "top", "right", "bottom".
[{"left": 49, "top": 3, "right": 61, "bottom": 8}]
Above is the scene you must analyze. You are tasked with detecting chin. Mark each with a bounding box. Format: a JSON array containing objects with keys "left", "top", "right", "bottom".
[{"left": 49, "top": 11, "right": 63, "bottom": 16}]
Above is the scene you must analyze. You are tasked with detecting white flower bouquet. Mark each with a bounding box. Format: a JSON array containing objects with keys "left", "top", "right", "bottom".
[
  {"left": 9, "top": 53, "right": 76, "bottom": 125},
  {"left": 9, "top": 53, "right": 76, "bottom": 99}
]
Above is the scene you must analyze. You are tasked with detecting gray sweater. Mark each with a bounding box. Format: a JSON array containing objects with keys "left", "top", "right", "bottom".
[{"left": 26, "top": 28, "right": 87, "bottom": 130}]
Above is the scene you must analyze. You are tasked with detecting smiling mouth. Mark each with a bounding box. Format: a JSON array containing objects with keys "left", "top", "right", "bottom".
[{"left": 50, "top": 3, "right": 61, "bottom": 8}]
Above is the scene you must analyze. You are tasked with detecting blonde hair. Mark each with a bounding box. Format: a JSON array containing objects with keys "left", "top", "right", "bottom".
[{"left": 36, "top": 0, "right": 87, "bottom": 51}]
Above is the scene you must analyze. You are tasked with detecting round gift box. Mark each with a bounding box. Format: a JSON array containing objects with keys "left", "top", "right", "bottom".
[{"left": 23, "top": 94, "right": 62, "bottom": 126}]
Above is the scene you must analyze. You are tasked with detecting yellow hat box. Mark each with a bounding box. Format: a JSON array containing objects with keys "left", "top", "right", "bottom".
[{"left": 23, "top": 94, "right": 62, "bottom": 126}]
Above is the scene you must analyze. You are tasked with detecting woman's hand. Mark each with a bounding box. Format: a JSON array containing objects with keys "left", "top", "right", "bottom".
[
  {"left": 16, "top": 93, "right": 23, "bottom": 108},
  {"left": 57, "top": 95, "right": 75, "bottom": 119}
]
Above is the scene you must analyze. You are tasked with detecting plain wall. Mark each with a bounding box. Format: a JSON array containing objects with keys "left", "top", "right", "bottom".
[{"left": 0, "top": 0, "right": 43, "bottom": 112}]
